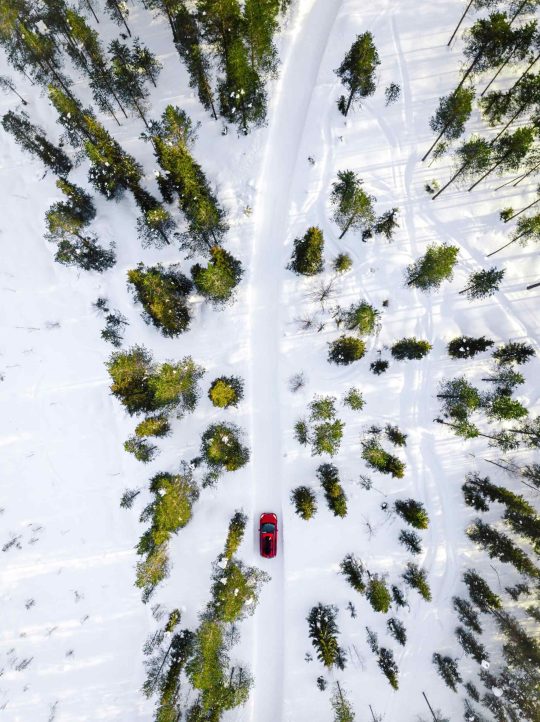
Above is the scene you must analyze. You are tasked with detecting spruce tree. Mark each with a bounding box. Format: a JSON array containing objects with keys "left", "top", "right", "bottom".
[
  {"left": 105, "top": 0, "right": 132, "bottom": 36},
  {"left": 331, "top": 683, "right": 355, "bottom": 722},
  {"left": 317, "top": 463, "right": 347, "bottom": 517},
  {"left": 402, "top": 562, "right": 431, "bottom": 601},
  {"left": 437, "top": 377, "right": 482, "bottom": 421},
  {"left": 406, "top": 243, "right": 459, "bottom": 290},
  {"left": 208, "top": 376, "right": 244, "bottom": 408},
  {"left": 432, "top": 653, "right": 462, "bottom": 692},
  {"left": 398, "top": 529, "right": 422, "bottom": 555},
  {"left": 469, "top": 125, "right": 535, "bottom": 191},
  {"left": 2, "top": 110, "right": 72, "bottom": 176},
  {"left": 330, "top": 170, "right": 375, "bottom": 239},
  {"left": 339, "top": 554, "right": 366, "bottom": 593},
  {"left": 394, "top": 499, "right": 429, "bottom": 529},
  {"left": 493, "top": 341, "right": 534, "bottom": 365},
  {"left": 307, "top": 603, "right": 342, "bottom": 668},
  {"left": 287, "top": 226, "right": 324, "bottom": 275},
  {"left": 467, "top": 519, "right": 539, "bottom": 578},
  {"left": 459, "top": 267, "right": 505, "bottom": 298},
  {"left": 223, "top": 510, "right": 247, "bottom": 558},
  {"left": 201, "top": 423, "right": 250, "bottom": 474},
  {"left": 367, "top": 576, "right": 392, "bottom": 613},
  {"left": 391, "top": 338, "right": 432, "bottom": 360},
  {"left": 343, "top": 300, "right": 379, "bottom": 335},
  {"left": 328, "top": 336, "right": 366, "bottom": 365},
  {"left": 447, "top": 336, "right": 494, "bottom": 359},
  {"left": 452, "top": 596, "right": 482, "bottom": 634},
  {"left": 373, "top": 207, "right": 399, "bottom": 239},
  {"left": 488, "top": 212, "right": 540, "bottom": 256},
  {"left": 387, "top": 617, "right": 407, "bottom": 646},
  {"left": 191, "top": 246, "right": 243, "bottom": 304},
  {"left": 335, "top": 32, "right": 380, "bottom": 116},
  {"left": 423, "top": 87, "right": 475, "bottom": 162},
  {"left": 432, "top": 136, "right": 492, "bottom": 199},
  {"left": 291, "top": 486, "right": 317, "bottom": 520},
  {"left": 455, "top": 626, "right": 488, "bottom": 663},
  {"left": 377, "top": 648, "right": 399, "bottom": 690}
]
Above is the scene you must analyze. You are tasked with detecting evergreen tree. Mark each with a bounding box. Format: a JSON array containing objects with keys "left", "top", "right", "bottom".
[
  {"left": 398, "top": 529, "right": 422, "bottom": 555},
  {"left": 343, "top": 387, "right": 365, "bottom": 410},
  {"left": 2, "top": 110, "right": 72, "bottom": 176},
  {"left": 373, "top": 207, "right": 399, "bottom": 239},
  {"left": 482, "top": 392, "right": 528, "bottom": 422},
  {"left": 385, "top": 82, "right": 401, "bottom": 105},
  {"left": 243, "top": 0, "right": 281, "bottom": 75},
  {"left": 394, "top": 499, "right": 429, "bottom": 529},
  {"left": 447, "top": 336, "right": 494, "bottom": 359},
  {"left": 455, "top": 626, "right": 488, "bottom": 663},
  {"left": 406, "top": 243, "right": 459, "bottom": 290},
  {"left": 105, "top": 0, "right": 132, "bottom": 36},
  {"left": 328, "top": 336, "right": 366, "bottom": 365},
  {"left": 343, "top": 300, "right": 379, "bottom": 335},
  {"left": 453, "top": 596, "right": 482, "bottom": 634},
  {"left": 391, "top": 337, "right": 432, "bottom": 360},
  {"left": 135, "top": 542, "right": 170, "bottom": 602},
  {"left": 191, "top": 246, "right": 243, "bottom": 304},
  {"left": 208, "top": 375, "right": 244, "bottom": 408},
  {"left": 387, "top": 617, "right": 407, "bottom": 646},
  {"left": 467, "top": 519, "right": 540, "bottom": 578},
  {"left": 331, "top": 683, "right": 355, "bottom": 722},
  {"left": 361, "top": 436, "right": 405, "bottom": 478},
  {"left": 108, "top": 39, "right": 154, "bottom": 126},
  {"left": 291, "top": 485, "right": 317, "bottom": 520},
  {"left": 333, "top": 252, "right": 352, "bottom": 273},
  {"left": 127, "top": 263, "right": 193, "bottom": 337},
  {"left": 124, "top": 436, "right": 157, "bottom": 462},
  {"left": 339, "top": 554, "right": 366, "bottom": 593},
  {"left": 437, "top": 377, "right": 482, "bottom": 421},
  {"left": 432, "top": 653, "right": 462, "bottom": 692},
  {"left": 201, "top": 423, "right": 250, "bottom": 474},
  {"left": 481, "top": 366, "right": 524, "bottom": 394},
  {"left": 432, "top": 136, "right": 493, "bottom": 199},
  {"left": 385, "top": 424, "right": 407, "bottom": 447},
  {"left": 317, "top": 463, "right": 347, "bottom": 517},
  {"left": 133, "top": 187, "right": 175, "bottom": 248},
  {"left": 402, "top": 562, "right": 431, "bottom": 601},
  {"left": 135, "top": 415, "right": 171, "bottom": 438},
  {"left": 459, "top": 267, "right": 505, "bottom": 299},
  {"left": 489, "top": 212, "right": 540, "bottom": 256},
  {"left": 469, "top": 125, "right": 535, "bottom": 191},
  {"left": 423, "top": 86, "right": 475, "bottom": 162},
  {"left": 367, "top": 576, "right": 392, "bottom": 613},
  {"left": 493, "top": 341, "right": 535, "bottom": 365},
  {"left": 307, "top": 603, "right": 343, "bottom": 668},
  {"left": 335, "top": 32, "right": 380, "bottom": 116},
  {"left": 210, "top": 559, "right": 266, "bottom": 622},
  {"left": 287, "top": 226, "right": 324, "bottom": 275},
  {"left": 0, "top": 74, "right": 27, "bottom": 104},
  {"left": 330, "top": 170, "right": 375, "bottom": 239},
  {"left": 377, "top": 648, "right": 399, "bottom": 690},
  {"left": 140, "top": 467, "right": 199, "bottom": 548},
  {"left": 223, "top": 510, "right": 247, "bottom": 558}
]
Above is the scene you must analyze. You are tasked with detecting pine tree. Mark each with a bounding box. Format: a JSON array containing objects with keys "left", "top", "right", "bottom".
[
  {"left": 335, "top": 32, "right": 380, "bottom": 116},
  {"left": 331, "top": 683, "right": 355, "bottom": 722},
  {"left": 291, "top": 486, "right": 317, "bottom": 520},
  {"left": 191, "top": 246, "right": 243, "bottom": 304},
  {"left": 459, "top": 267, "right": 505, "bottom": 298},
  {"left": 432, "top": 136, "right": 493, "bottom": 199},
  {"left": 455, "top": 626, "right": 488, "bottom": 663},
  {"left": 105, "top": 0, "right": 132, "bottom": 36},
  {"left": 398, "top": 529, "right": 422, "bottom": 555},
  {"left": 307, "top": 603, "right": 342, "bottom": 668},
  {"left": 387, "top": 617, "right": 407, "bottom": 646},
  {"left": 432, "top": 653, "right": 462, "bottom": 692},
  {"left": 423, "top": 87, "right": 475, "bottom": 161},
  {"left": 394, "top": 499, "right": 429, "bottom": 529},
  {"left": 361, "top": 436, "right": 405, "bottom": 478},
  {"left": 493, "top": 341, "right": 534, "bottom": 365},
  {"left": 452, "top": 596, "right": 482, "bottom": 634},
  {"left": 109, "top": 39, "right": 153, "bottom": 126},
  {"left": 385, "top": 424, "right": 407, "bottom": 447},
  {"left": 447, "top": 335, "right": 494, "bottom": 359},
  {"left": 469, "top": 125, "right": 535, "bottom": 191},
  {"left": 317, "top": 463, "right": 347, "bottom": 517},
  {"left": 328, "top": 336, "right": 366, "bottom": 365},
  {"left": 2, "top": 110, "right": 72, "bottom": 176},
  {"left": 343, "top": 301, "right": 379, "bottom": 335},
  {"left": 287, "top": 226, "right": 324, "bottom": 275},
  {"left": 391, "top": 338, "right": 432, "bottom": 360},
  {"left": 402, "top": 562, "right": 431, "bottom": 601},
  {"left": 208, "top": 376, "right": 244, "bottom": 408},
  {"left": 377, "top": 648, "right": 399, "bottom": 690},
  {"left": 488, "top": 212, "right": 540, "bottom": 256},
  {"left": 482, "top": 392, "right": 528, "bottom": 422},
  {"left": 367, "top": 576, "right": 392, "bottom": 613},
  {"left": 339, "top": 554, "right": 366, "bottom": 593},
  {"left": 223, "top": 510, "right": 247, "bottom": 558},
  {"left": 467, "top": 519, "right": 539, "bottom": 578},
  {"left": 437, "top": 377, "right": 482, "bottom": 421},
  {"left": 0, "top": 74, "right": 27, "bottom": 104},
  {"left": 406, "top": 243, "right": 459, "bottom": 290},
  {"left": 201, "top": 423, "right": 250, "bottom": 474},
  {"left": 125, "top": 435, "right": 157, "bottom": 461},
  {"left": 330, "top": 170, "right": 375, "bottom": 239},
  {"left": 243, "top": 0, "right": 281, "bottom": 75},
  {"left": 373, "top": 207, "right": 399, "bottom": 239},
  {"left": 127, "top": 263, "right": 193, "bottom": 337},
  {"left": 210, "top": 559, "right": 266, "bottom": 622}
]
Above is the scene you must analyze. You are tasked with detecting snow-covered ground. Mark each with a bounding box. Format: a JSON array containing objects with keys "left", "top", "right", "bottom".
[{"left": 1, "top": 1, "right": 538, "bottom": 721}]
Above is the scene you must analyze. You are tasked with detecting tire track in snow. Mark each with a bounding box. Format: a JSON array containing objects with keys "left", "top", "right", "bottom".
[{"left": 246, "top": 2, "right": 343, "bottom": 720}]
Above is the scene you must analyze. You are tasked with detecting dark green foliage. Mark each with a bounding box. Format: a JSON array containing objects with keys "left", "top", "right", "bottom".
[
  {"left": 394, "top": 499, "right": 429, "bottom": 529},
  {"left": 370, "top": 359, "right": 389, "bottom": 375},
  {"left": 135, "top": 415, "right": 171, "bottom": 439},
  {"left": 447, "top": 336, "right": 494, "bottom": 359},
  {"left": 402, "top": 562, "right": 431, "bottom": 601},
  {"left": 361, "top": 436, "right": 405, "bottom": 478},
  {"left": 330, "top": 170, "right": 375, "bottom": 238},
  {"left": 310, "top": 396, "right": 337, "bottom": 420},
  {"left": 387, "top": 617, "right": 407, "bottom": 646},
  {"left": 191, "top": 246, "right": 243, "bottom": 305},
  {"left": 406, "top": 243, "right": 459, "bottom": 291},
  {"left": 377, "top": 648, "right": 398, "bottom": 690},
  {"left": 432, "top": 653, "right": 461, "bottom": 692},
  {"left": 467, "top": 519, "right": 540, "bottom": 579},
  {"left": 124, "top": 436, "right": 158, "bottom": 463},
  {"left": 54, "top": 235, "right": 115, "bottom": 272},
  {"left": 398, "top": 529, "right": 422, "bottom": 555},
  {"left": 291, "top": 486, "right": 317, "bottom": 520},
  {"left": 339, "top": 554, "right": 366, "bottom": 593},
  {"left": 330, "top": 683, "right": 355, "bottom": 722},
  {"left": 311, "top": 419, "right": 344, "bottom": 457},
  {"left": 208, "top": 376, "right": 244, "bottom": 408},
  {"left": 429, "top": 86, "right": 475, "bottom": 144},
  {"left": 462, "top": 569, "right": 501, "bottom": 613},
  {"left": 317, "top": 463, "right": 347, "bottom": 517},
  {"left": 455, "top": 626, "right": 488, "bottom": 663},
  {"left": 2, "top": 110, "right": 72, "bottom": 175},
  {"left": 307, "top": 603, "right": 343, "bottom": 668},
  {"left": 127, "top": 263, "right": 192, "bottom": 337},
  {"left": 385, "top": 82, "right": 400, "bottom": 105},
  {"left": 201, "top": 423, "right": 250, "bottom": 474},
  {"left": 482, "top": 367, "right": 524, "bottom": 394},
  {"left": 134, "top": 188, "right": 175, "bottom": 248},
  {"left": 210, "top": 558, "right": 266, "bottom": 622},
  {"left": 464, "top": 681, "right": 480, "bottom": 703},
  {"left": 317, "top": 676, "right": 327, "bottom": 691},
  {"left": 328, "top": 336, "right": 366, "bottom": 365},
  {"left": 483, "top": 392, "right": 528, "bottom": 422},
  {"left": 373, "top": 207, "right": 399, "bottom": 240},
  {"left": 333, "top": 253, "right": 352, "bottom": 273},
  {"left": 437, "top": 377, "right": 481, "bottom": 422},
  {"left": 391, "top": 337, "right": 432, "bottom": 360},
  {"left": 294, "top": 419, "right": 309, "bottom": 445},
  {"left": 366, "top": 627, "right": 379, "bottom": 653},
  {"left": 385, "top": 424, "right": 407, "bottom": 447},
  {"left": 120, "top": 488, "right": 140, "bottom": 509},
  {"left": 343, "top": 387, "right": 364, "bottom": 410},
  {"left": 224, "top": 510, "right": 247, "bottom": 559},
  {"left": 287, "top": 226, "right": 324, "bottom": 275},
  {"left": 493, "top": 341, "right": 535, "bottom": 366},
  {"left": 522, "top": 463, "right": 540, "bottom": 489},
  {"left": 391, "top": 585, "right": 407, "bottom": 609},
  {"left": 367, "top": 576, "right": 391, "bottom": 613},
  {"left": 335, "top": 32, "right": 380, "bottom": 116},
  {"left": 108, "top": 39, "right": 153, "bottom": 122},
  {"left": 460, "top": 267, "right": 504, "bottom": 299},
  {"left": 101, "top": 310, "right": 128, "bottom": 346},
  {"left": 343, "top": 300, "right": 379, "bottom": 335}
]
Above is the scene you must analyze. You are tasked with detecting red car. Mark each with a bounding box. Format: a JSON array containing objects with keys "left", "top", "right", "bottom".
[{"left": 259, "top": 513, "right": 278, "bottom": 558}]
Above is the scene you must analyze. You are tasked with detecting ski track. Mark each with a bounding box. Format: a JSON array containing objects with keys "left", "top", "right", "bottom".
[{"left": 247, "top": 2, "right": 343, "bottom": 721}]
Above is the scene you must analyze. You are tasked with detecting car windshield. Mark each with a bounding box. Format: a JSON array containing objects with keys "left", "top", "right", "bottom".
[{"left": 261, "top": 523, "right": 275, "bottom": 533}]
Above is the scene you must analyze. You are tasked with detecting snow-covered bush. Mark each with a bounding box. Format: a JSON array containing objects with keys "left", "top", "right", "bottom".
[{"left": 208, "top": 375, "right": 244, "bottom": 408}]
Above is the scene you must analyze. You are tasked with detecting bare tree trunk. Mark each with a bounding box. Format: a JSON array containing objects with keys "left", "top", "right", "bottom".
[
  {"left": 504, "top": 196, "right": 540, "bottom": 222},
  {"left": 83, "top": 0, "right": 100, "bottom": 23},
  {"left": 490, "top": 104, "right": 526, "bottom": 145},
  {"left": 481, "top": 45, "right": 518, "bottom": 97},
  {"left": 432, "top": 159, "right": 469, "bottom": 199},
  {"left": 526, "top": 280, "right": 540, "bottom": 290},
  {"left": 486, "top": 233, "right": 524, "bottom": 257},
  {"left": 448, "top": 0, "right": 475, "bottom": 46},
  {"left": 468, "top": 153, "right": 509, "bottom": 191},
  {"left": 422, "top": 691, "right": 438, "bottom": 721}
]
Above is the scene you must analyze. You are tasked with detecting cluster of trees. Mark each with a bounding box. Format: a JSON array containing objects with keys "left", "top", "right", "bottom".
[
  {"left": 361, "top": 425, "right": 406, "bottom": 478},
  {"left": 294, "top": 395, "right": 345, "bottom": 456},
  {"left": 339, "top": 555, "right": 393, "bottom": 614},
  {"left": 142, "top": 512, "right": 267, "bottom": 721},
  {"left": 317, "top": 463, "right": 348, "bottom": 517},
  {"left": 365, "top": 627, "right": 400, "bottom": 690}
]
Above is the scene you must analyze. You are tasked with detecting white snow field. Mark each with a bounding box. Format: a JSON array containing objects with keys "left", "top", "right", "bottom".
[{"left": 1, "top": 0, "right": 539, "bottom": 721}]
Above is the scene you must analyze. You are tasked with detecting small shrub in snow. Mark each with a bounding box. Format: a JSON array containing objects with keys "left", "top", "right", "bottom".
[
  {"left": 432, "top": 653, "right": 462, "bottom": 692},
  {"left": 311, "top": 419, "right": 345, "bottom": 456},
  {"left": 377, "top": 648, "right": 399, "bottom": 690},
  {"left": 333, "top": 253, "right": 352, "bottom": 273},
  {"left": 289, "top": 371, "right": 306, "bottom": 392},
  {"left": 328, "top": 336, "right": 366, "bottom": 365},
  {"left": 307, "top": 603, "right": 344, "bottom": 668},
  {"left": 391, "top": 585, "right": 407, "bottom": 608},
  {"left": 291, "top": 486, "right": 317, "bottom": 520},
  {"left": 391, "top": 337, "right": 432, "bottom": 360},
  {"left": 366, "top": 627, "right": 379, "bottom": 653},
  {"left": 294, "top": 419, "right": 309, "bottom": 445},
  {"left": 387, "top": 617, "right": 407, "bottom": 646},
  {"left": 374, "top": 208, "right": 399, "bottom": 240},
  {"left": 367, "top": 576, "right": 391, "bottom": 613},
  {"left": 310, "top": 396, "right": 337, "bottom": 420},
  {"left": 101, "top": 310, "right": 128, "bottom": 347},
  {"left": 120, "top": 488, "right": 140, "bottom": 509},
  {"left": 339, "top": 554, "right": 366, "bottom": 593},
  {"left": 370, "top": 359, "right": 389, "bottom": 374},
  {"left": 317, "top": 463, "right": 347, "bottom": 517},
  {"left": 135, "top": 543, "right": 170, "bottom": 603},
  {"left": 343, "top": 387, "right": 365, "bottom": 410},
  {"left": 287, "top": 226, "right": 324, "bottom": 275},
  {"left": 493, "top": 341, "right": 534, "bottom": 366},
  {"left": 124, "top": 436, "right": 158, "bottom": 463},
  {"left": 201, "top": 423, "right": 250, "bottom": 473},
  {"left": 343, "top": 300, "right": 380, "bottom": 336},
  {"left": 384, "top": 424, "right": 407, "bottom": 447},
  {"left": 385, "top": 82, "right": 401, "bottom": 105},
  {"left": 447, "top": 336, "right": 494, "bottom": 359},
  {"left": 361, "top": 437, "right": 405, "bottom": 478},
  {"left": 224, "top": 511, "right": 248, "bottom": 559},
  {"left": 135, "top": 414, "right": 170, "bottom": 438},
  {"left": 316, "top": 676, "right": 327, "bottom": 691},
  {"left": 398, "top": 529, "right": 422, "bottom": 555},
  {"left": 394, "top": 499, "right": 429, "bottom": 529},
  {"left": 406, "top": 243, "right": 459, "bottom": 291},
  {"left": 208, "top": 375, "right": 244, "bottom": 408},
  {"left": 127, "top": 263, "right": 192, "bottom": 336},
  {"left": 402, "top": 562, "right": 431, "bottom": 601}
]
